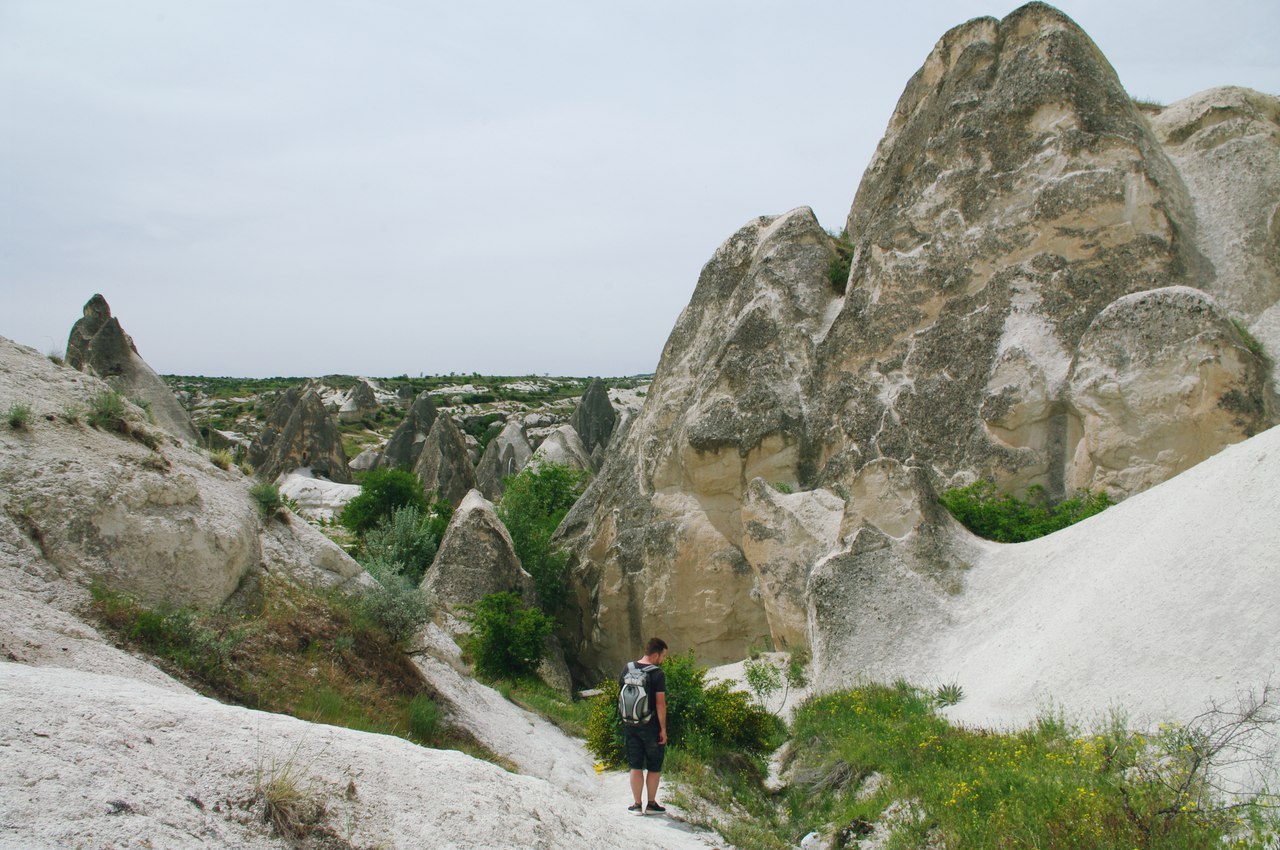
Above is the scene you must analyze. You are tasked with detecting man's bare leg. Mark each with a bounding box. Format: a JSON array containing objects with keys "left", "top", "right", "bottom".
[{"left": 630, "top": 769, "right": 644, "bottom": 806}]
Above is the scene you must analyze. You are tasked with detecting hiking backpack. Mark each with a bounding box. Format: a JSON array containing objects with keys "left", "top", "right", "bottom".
[{"left": 618, "top": 661, "right": 658, "bottom": 726}]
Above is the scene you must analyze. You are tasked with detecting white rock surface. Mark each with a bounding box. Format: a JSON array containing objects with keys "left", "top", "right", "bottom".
[
  {"left": 0, "top": 662, "right": 723, "bottom": 850},
  {"left": 277, "top": 467, "right": 362, "bottom": 521}
]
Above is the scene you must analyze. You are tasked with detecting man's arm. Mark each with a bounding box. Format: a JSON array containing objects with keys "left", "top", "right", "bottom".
[{"left": 655, "top": 691, "right": 667, "bottom": 745}]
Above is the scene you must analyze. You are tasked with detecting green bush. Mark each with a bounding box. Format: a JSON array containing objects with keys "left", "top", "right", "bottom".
[
  {"left": 340, "top": 467, "right": 427, "bottom": 534},
  {"left": 208, "top": 448, "right": 235, "bottom": 470},
  {"left": 6, "top": 403, "right": 32, "bottom": 430},
  {"left": 355, "top": 559, "right": 433, "bottom": 643},
  {"left": 827, "top": 229, "right": 854, "bottom": 292},
  {"left": 586, "top": 651, "right": 783, "bottom": 767},
  {"left": 358, "top": 504, "right": 441, "bottom": 585},
  {"left": 249, "top": 482, "right": 282, "bottom": 515},
  {"left": 464, "top": 591, "right": 553, "bottom": 679},
  {"left": 939, "top": 480, "right": 1113, "bottom": 542},
  {"left": 87, "top": 390, "right": 128, "bottom": 431},
  {"left": 497, "top": 462, "right": 588, "bottom": 619}
]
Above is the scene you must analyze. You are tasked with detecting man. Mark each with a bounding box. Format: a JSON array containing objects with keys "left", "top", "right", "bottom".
[{"left": 619, "top": 637, "right": 668, "bottom": 814}]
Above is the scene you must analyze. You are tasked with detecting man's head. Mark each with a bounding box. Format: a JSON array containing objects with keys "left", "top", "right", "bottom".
[{"left": 645, "top": 637, "right": 668, "bottom": 663}]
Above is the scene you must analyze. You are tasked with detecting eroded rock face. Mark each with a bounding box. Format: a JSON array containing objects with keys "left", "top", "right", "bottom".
[
  {"left": 413, "top": 414, "right": 477, "bottom": 507},
  {"left": 475, "top": 421, "right": 533, "bottom": 500},
  {"left": 530, "top": 424, "right": 593, "bottom": 474},
  {"left": 250, "top": 388, "right": 351, "bottom": 484},
  {"left": 556, "top": 3, "right": 1279, "bottom": 682},
  {"left": 337, "top": 379, "right": 380, "bottom": 423},
  {"left": 377, "top": 391, "right": 439, "bottom": 470},
  {"left": 569, "top": 379, "right": 617, "bottom": 458},
  {"left": 1064, "top": 286, "right": 1272, "bottom": 494},
  {"left": 65, "top": 295, "right": 200, "bottom": 443},
  {"left": 0, "top": 335, "right": 367, "bottom": 609},
  {"left": 1148, "top": 87, "right": 1280, "bottom": 392},
  {"left": 423, "top": 490, "right": 534, "bottom": 613}
]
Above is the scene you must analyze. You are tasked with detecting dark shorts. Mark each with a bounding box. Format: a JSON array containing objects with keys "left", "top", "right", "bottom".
[{"left": 622, "top": 723, "right": 665, "bottom": 772}]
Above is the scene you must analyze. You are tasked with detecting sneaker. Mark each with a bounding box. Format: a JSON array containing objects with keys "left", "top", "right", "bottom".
[
  {"left": 645, "top": 801, "right": 666, "bottom": 814},
  {"left": 627, "top": 803, "right": 643, "bottom": 815}
]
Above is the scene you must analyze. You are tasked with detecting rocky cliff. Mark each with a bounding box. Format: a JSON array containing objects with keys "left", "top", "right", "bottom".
[
  {"left": 555, "top": 2, "right": 1280, "bottom": 681},
  {"left": 65, "top": 294, "right": 200, "bottom": 443}
]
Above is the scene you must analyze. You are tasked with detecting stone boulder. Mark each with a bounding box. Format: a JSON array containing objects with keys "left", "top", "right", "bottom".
[
  {"left": 377, "top": 391, "right": 439, "bottom": 470},
  {"left": 1147, "top": 87, "right": 1280, "bottom": 394},
  {"left": 64, "top": 294, "right": 199, "bottom": 443},
  {"left": 249, "top": 388, "right": 351, "bottom": 484},
  {"left": 553, "top": 3, "right": 1280, "bottom": 681},
  {"left": 413, "top": 414, "right": 477, "bottom": 507},
  {"left": 423, "top": 490, "right": 535, "bottom": 613},
  {"left": 277, "top": 470, "right": 362, "bottom": 522},
  {"left": 350, "top": 446, "right": 382, "bottom": 471},
  {"left": 529, "top": 425, "right": 592, "bottom": 473},
  {"left": 475, "top": 420, "right": 534, "bottom": 500},
  {"left": 337, "top": 378, "right": 379, "bottom": 423},
  {"left": 1064, "top": 286, "right": 1273, "bottom": 495},
  {"left": 568, "top": 378, "right": 617, "bottom": 458},
  {"left": 0, "top": 335, "right": 367, "bottom": 610}
]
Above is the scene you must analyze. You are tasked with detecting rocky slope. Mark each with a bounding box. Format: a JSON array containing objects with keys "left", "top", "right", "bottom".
[{"left": 555, "top": 2, "right": 1280, "bottom": 684}]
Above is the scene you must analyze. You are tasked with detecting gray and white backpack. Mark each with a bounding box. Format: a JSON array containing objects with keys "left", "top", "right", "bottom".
[{"left": 618, "top": 661, "right": 658, "bottom": 726}]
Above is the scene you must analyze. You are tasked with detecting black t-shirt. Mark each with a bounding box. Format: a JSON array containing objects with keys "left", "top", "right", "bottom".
[{"left": 619, "top": 661, "right": 666, "bottom": 727}]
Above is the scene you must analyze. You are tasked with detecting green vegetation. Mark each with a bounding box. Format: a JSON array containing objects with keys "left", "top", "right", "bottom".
[
  {"left": 496, "top": 462, "right": 589, "bottom": 619},
  {"left": 1233, "top": 318, "right": 1269, "bottom": 362},
  {"left": 939, "top": 480, "right": 1113, "bottom": 542},
  {"left": 86, "top": 389, "right": 128, "bottom": 431},
  {"left": 249, "top": 482, "right": 282, "bottom": 515},
  {"left": 827, "top": 228, "right": 854, "bottom": 293},
  {"left": 357, "top": 503, "right": 445, "bottom": 585},
  {"left": 87, "top": 580, "right": 491, "bottom": 760},
  {"left": 208, "top": 447, "right": 235, "bottom": 470},
  {"left": 744, "top": 650, "right": 809, "bottom": 714},
  {"left": 934, "top": 681, "right": 965, "bottom": 707},
  {"left": 6, "top": 402, "right": 32, "bottom": 430},
  {"left": 339, "top": 467, "right": 427, "bottom": 534},
  {"left": 689, "top": 681, "right": 1279, "bottom": 850},
  {"left": 771, "top": 481, "right": 794, "bottom": 495},
  {"left": 464, "top": 591, "right": 555, "bottom": 680},
  {"left": 587, "top": 651, "right": 783, "bottom": 768}
]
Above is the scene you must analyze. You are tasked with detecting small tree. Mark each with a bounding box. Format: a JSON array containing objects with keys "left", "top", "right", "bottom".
[
  {"left": 497, "top": 462, "right": 588, "bottom": 619},
  {"left": 464, "top": 591, "right": 553, "bottom": 680},
  {"left": 340, "top": 468, "right": 427, "bottom": 534}
]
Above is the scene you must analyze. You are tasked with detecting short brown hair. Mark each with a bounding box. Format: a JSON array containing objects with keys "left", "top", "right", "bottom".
[{"left": 645, "top": 637, "right": 668, "bottom": 655}]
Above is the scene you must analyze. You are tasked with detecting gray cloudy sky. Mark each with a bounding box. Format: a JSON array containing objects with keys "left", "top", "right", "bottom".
[{"left": 3, "top": 1, "right": 1277, "bottom": 378}]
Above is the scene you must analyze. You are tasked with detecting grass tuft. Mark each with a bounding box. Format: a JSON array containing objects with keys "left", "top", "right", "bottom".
[{"left": 6, "top": 403, "right": 32, "bottom": 430}]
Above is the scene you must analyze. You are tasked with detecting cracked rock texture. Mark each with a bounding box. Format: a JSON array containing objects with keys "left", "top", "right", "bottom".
[{"left": 555, "top": 2, "right": 1279, "bottom": 681}]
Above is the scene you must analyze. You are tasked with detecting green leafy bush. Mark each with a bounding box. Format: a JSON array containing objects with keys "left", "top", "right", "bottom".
[
  {"left": 587, "top": 651, "right": 783, "bottom": 767},
  {"left": 354, "top": 560, "right": 433, "bottom": 643},
  {"left": 827, "top": 229, "right": 854, "bottom": 292},
  {"left": 497, "top": 462, "right": 588, "bottom": 618},
  {"left": 249, "top": 482, "right": 282, "bottom": 515},
  {"left": 6, "top": 403, "right": 32, "bottom": 430},
  {"left": 340, "top": 467, "right": 427, "bottom": 534},
  {"left": 939, "top": 480, "right": 1113, "bottom": 542},
  {"left": 358, "top": 504, "right": 441, "bottom": 585},
  {"left": 464, "top": 591, "right": 554, "bottom": 679}
]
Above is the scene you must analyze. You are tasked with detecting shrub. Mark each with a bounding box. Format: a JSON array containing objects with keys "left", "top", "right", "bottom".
[
  {"left": 60, "top": 402, "right": 84, "bottom": 424},
  {"left": 827, "top": 229, "right": 854, "bottom": 293},
  {"left": 939, "top": 480, "right": 1113, "bottom": 542},
  {"left": 6, "top": 403, "right": 32, "bottom": 430},
  {"left": 86, "top": 390, "right": 128, "bottom": 431},
  {"left": 358, "top": 504, "right": 441, "bottom": 585},
  {"left": 464, "top": 591, "right": 554, "bottom": 680},
  {"left": 208, "top": 448, "right": 235, "bottom": 470},
  {"left": 249, "top": 482, "right": 282, "bottom": 515},
  {"left": 354, "top": 559, "right": 433, "bottom": 644},
  {"left": 497, "top": 462, "right": 588, "bottom": 618},
  {"left": 935, "top": 681, "right": 965, "bottom": 706},
  {"left": 407, "top": 693, "right": 443, "bottom": 743},
  {"left": 340, "top": 467, "right": 427, "bottom": 534},
  {"left": 771, "top": 482, "right": 793, "bottom": 495},
  {"left": 587, "top": 651, "right": 782, "bottom": 766}
]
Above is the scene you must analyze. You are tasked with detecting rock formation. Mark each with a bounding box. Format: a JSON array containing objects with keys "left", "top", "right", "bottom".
[
  {"left": 413, "top": 414, "right": 477, "bottom": 506},
  {"left": 337, "top": 378, "right": 380, "bottom": 423},
  {"left": 475, "top": 420, "right": 534, "bottom": 500},
  {"left": 568, "top": 378, "right": 617, "bottom": 458},
  {"left": 64, "top": 294, "right": 200, "bottom": 443},
  {"left": 530, "top": 424, "right": 593, "bottom": 473},
  {"left": 554, "top": 3, "right": 1280, "bottom": 681},
  {"left": 377, "top": 390, "right": 439, "bottom": 469},
  {"left": 422, "top": 490, "right": 535, "bottom": 614},
  {"left": 248, "top": 386, "right": 351, "bottom": 483},
  {"left": 0, "top": 335, "right": 367, "bottom": 610}
]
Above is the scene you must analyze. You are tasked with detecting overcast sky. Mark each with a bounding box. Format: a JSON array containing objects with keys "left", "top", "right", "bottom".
[{"left": 2, "top": 1, "right": 1277, "bottom": 378}]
